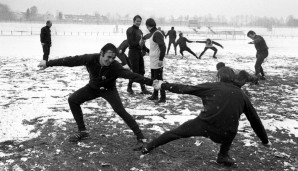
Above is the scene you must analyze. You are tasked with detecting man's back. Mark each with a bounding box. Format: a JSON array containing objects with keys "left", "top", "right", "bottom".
[
  {"left": 40, "top": 26, "right": 51, "bottom": 44},
  {"left": 196, "top": 82, "right": 245, "bottom": 132},
  {"left": 166, "top": 29, "right": 176, "bottom": 39},
  {"left": 162, "top": 81, "right": 248, "bottom": 133},
  {"left": 254, "top": 35, "right": 268, "bottom": 51}
]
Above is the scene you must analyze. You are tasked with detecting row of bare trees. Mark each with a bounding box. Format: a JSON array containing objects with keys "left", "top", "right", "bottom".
[{"left": 1, "top": 2, "right": 298, "bottom": 27}]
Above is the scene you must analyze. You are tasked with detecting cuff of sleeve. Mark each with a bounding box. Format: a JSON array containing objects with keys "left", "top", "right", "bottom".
[
  {"left": 46, "top": 61, "right": 51, "bottom": 67},
  {"left": 161, "top": 82, "right": 169, "bottom": 90}
]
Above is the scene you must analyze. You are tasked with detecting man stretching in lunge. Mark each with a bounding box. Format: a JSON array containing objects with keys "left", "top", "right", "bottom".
[
  {"left": 197, "top": 38, "right": 224, "bottom": 59},
  {"left": 38, "top": 43, "right": 153, "bottom": 149},
  {"left": 175, "top": 32, "right": 199, "bottom": 59},
  {"left": 141, "top": 67, "right": 271, "bottom": 166}
]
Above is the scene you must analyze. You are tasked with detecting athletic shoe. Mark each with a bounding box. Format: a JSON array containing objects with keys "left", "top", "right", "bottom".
[
  {"left": 147, "top": 96, "right": 158, "bottom": 101},
  {"left": 213, "top": 56, "right": 218, "bottom": 59},
  {"left": 216, "top": 153, "right": 235, "bottom": 166},
  {"left": 133, "top": 138, "right": 147, "bottom": 151},
  {"left": 68, "top": 131, "right": 90, "bottom": 142},
  {"left": 259, "top": 76, "right": 266, "bottom": 80},
  {"left": 141, "top": 147, "right": 151, "bottom": 154},
  {"left": 157, "top": 98, "right": 166, "bottom": 103}
]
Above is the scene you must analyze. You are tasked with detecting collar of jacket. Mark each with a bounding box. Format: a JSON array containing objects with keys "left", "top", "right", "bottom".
[
  {"left": 132, "top": 25, "right": 139, "bottom": 29},
  {"left": 96, "top": 53, "right": 102, "bottom": 66},
  {"left": 149, "top": 27, "right": 157, "bottom": 34}
]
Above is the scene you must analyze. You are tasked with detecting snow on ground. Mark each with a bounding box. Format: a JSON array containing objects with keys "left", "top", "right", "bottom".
[{"left": 1, "top": 24, "right": 298, "bottom": 149}]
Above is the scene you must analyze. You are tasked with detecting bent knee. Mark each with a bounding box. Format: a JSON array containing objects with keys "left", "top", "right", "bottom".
[{"left": 68, "top": 94, "right": 81, "bottom": 105}]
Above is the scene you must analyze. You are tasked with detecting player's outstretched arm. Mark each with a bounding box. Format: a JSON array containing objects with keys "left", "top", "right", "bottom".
[
  {"left": 196, "top": 41, "right": 206, "bottom": 43},
  {"left": 243, "top": 95, "right": 269, "bottom": 144},
  {"left": 160, "top": 81, "right": 211, "bottom": 97},
  {"left": 213, "top": 41, "right": 224, "bottom": 48}
]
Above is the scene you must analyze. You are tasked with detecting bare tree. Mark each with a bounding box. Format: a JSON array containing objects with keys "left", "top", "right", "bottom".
[{"left": 0, "top": 3, "right": 15, "bottom": 21}]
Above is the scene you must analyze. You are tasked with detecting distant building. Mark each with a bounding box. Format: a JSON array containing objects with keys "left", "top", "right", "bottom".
[
  {"left": 44, "top": 12, "right": 55, "bottom": 21},
  {"left": 63, "top": 14, "right": 107, "bottom": 23},
  {"left": 119, "top": 18, "right": 131, "bottom": 25},
  {"left": 171, "top": 19, "right": 188, "bottom": 26},
  {"left": 188, "top": 20, "right": 199, "bottom": 28},
  {"left": 12, "top": 12, "right": 24, "bottom": 21}
]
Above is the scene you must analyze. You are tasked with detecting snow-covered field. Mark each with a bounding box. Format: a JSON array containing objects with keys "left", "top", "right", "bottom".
[{"left": 1, "top": 24, "right": 298, "bottom": 151}]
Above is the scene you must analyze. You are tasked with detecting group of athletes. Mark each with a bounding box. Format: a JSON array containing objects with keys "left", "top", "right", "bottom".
[{"left": 38, "top": 15, "right": 270, "bottom": 166}]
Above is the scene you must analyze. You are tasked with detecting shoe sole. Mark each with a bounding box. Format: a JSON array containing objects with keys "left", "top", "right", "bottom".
[
  {"left": 68, "top": 136, "right": 90, "bottom": 142},
  {"left": 216, "top": 160, "right": 234, "bottom": 166}
]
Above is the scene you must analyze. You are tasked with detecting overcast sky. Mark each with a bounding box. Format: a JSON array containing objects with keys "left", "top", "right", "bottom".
[{"left": 2, "top": 0, "right": 298, "bottom": 18}]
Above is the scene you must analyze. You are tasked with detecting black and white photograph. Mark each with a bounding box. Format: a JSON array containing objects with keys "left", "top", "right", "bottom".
[{"left": 0, "top": 0, "right": 298, "bottom": 170}]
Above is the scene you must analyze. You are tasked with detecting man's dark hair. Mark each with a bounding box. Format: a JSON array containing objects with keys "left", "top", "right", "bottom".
[
  {"left": 171, "top": 27, "right": 174, "bottom": 30},
  {"left": 145, "top": 18, "right": 156, "bottom": 27},
  {"left": 216, "top": 62, "right": 225, "bottom": 70},
  {"left": 101, "top": 43, "right": 117, "bottom": 55},
  {"left": 217, "top": 67, "right": 235, "bottom": 83},
  {"left": 247, "top": 30, "right": 256, "bottom": 36},
  {"left": 238, "top": 70, "right": 250, "bottom": 81},
  {"left": 46, "top": 20, "right": 51, "bottom": 24},
  {"left": 133, "top": 15, "right": 142, "bottom": 22}
]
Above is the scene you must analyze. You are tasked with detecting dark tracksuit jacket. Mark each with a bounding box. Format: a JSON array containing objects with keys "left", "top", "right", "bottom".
[
  {"left": 165, "top": 29, "right": 177, "bottom": 53},
  {"left": 197, "top": 40, "right": 223, "bottom": 49},
  {"left": 197, "top": 40, "right": 223, "bottom": 58},
  {"left": 127, "top": 25, "right": 143, "bottom": 51},
  {"left": 175, "top": 36, "right": 198, "bottom": 57},
  {"left": 46, "top": 54, "right": 153, "bottom": 137},
  {"left": 254, "top": 35, "right": 268, "bottom": 53},
  {"left": 162, "top": 82, "right": 268, "bottom": 139},
  {"left": 252, "top": 35, "right": 269, "bottom": 76},
  {"left": 165, "top": 29, "right": 177, "bottom": 41},
  {"left": 126, "top": 25, "right": 149, "bottom": 75},
  {"left": 40, "top": 26, "right": 51, "bottom": 45},
  {"left": 175, "top": 37, "right": 193, "bottom": 50},
  {"left": 146, "top": 82, "right": 268, "bottom": 153},
  {"left": 40, "top": 26, "right": 51, "bottom": 61},
  {"left": 46, "top": 53, "right": 153, "bottom": 90}
]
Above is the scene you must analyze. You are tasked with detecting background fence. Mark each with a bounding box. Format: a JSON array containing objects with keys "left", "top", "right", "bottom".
[{"left": 1, "top": 22, "right": 298, "bottom": 40}]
